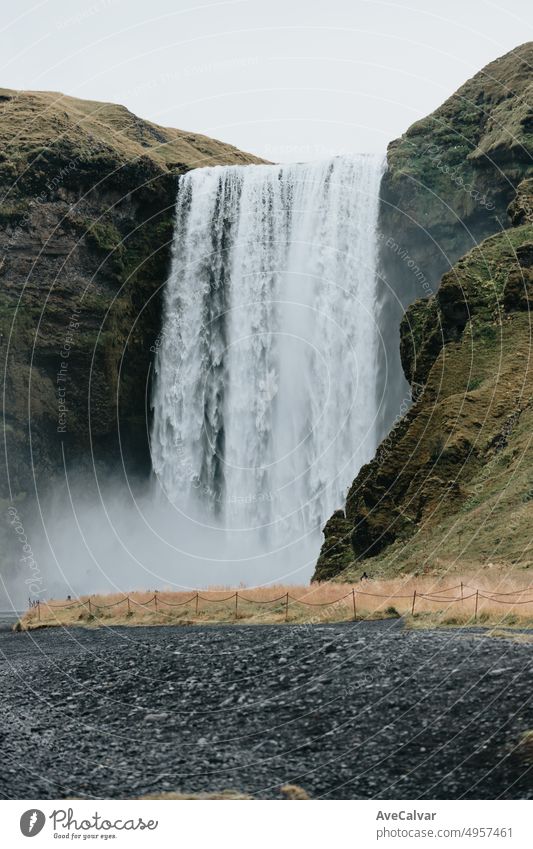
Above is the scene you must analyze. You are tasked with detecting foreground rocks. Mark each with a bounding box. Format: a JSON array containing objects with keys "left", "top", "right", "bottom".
[{"left": 0, "top": 621, "right": 531, "bottom": 799}]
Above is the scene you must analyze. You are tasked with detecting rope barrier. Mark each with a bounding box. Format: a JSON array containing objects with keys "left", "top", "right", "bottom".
[
  {"left": 238, "top": 594, "right": 288, "bottom": 604},
  {"left": 93, "top": 597, "right": 135, "bottom": 610},
  {"left": 197, "top": 593, "right": 237, "bottom": 603},
  {"left": 287, "top": 592, "right": 353, "bottom": 606},
  {"left": 44, "top": 601, "right": 87, "bottom": 610},
  {"left": 355, "top": 590, "right": 416, "bottom": 599},
  {"left": 156, "top": 595, "right": 197, "bottom": 607},
  {"left": 461, "top": 584, "right": 533, "bottom": 595},
  {"left": 478, "top": 593, "right": 533, "bottom": 605},
  {"left": 419, "top": 583, "right": 464, "bottom": 594},
  {"left": 419, "top": 592, "right": 478, "bottom": 602},
  {"left": 29, "top": 583, "right": 533, "bottom": 624}
]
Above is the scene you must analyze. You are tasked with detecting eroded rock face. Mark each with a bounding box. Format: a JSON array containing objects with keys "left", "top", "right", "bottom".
[
  {"left": 315, "top": 220, "right": 533, "bottom": 580},
  {"left": 0, "top": 89, "right": 263, "bottom": 573},
  {"left": 374, "top": 42, "right": 533, "bottom": 430},
  {"left": 379, "top": 42, "right": 533, "bottom": 303},
  {"left": 315, "top": 43, "right": 533, "bottom": 581}
]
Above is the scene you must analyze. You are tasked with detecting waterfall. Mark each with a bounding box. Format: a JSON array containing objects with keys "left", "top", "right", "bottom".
[{"left": 151, "top": 155, "right": 384, "bottom": 583}]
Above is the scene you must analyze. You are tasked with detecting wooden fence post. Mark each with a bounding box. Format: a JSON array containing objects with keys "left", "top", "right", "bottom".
[
  {"left": 37, "top": 600, "right": 41, "bottom": 622},
  {"left": 127, "top": 596, "right": 131, "bottom": 615},
  {"left": 235, "top": 592, "right": 239, "bottom": 620},
  {"left": 195, "top": 592, "right": 199, "bottom": 615},
  {"left": 352, "top": 588, "right": 357, "bottom": 621},
  {"left": 88, "top": 598, "right": 92, "bottom": 616},
  {"left": 411, "top": 589, "right": 417, "bottom": 616},
  {"left": 285, "top": 592, "right": 289, "bottom": 622},
  {"left": 460, "top": 581, "right": 464, "bottom": 601},
  {"left": 475, "top": 590, "right": 479, "bottom": 622},
  {"left": 154, "top": 592, "right": 158, "bottom": 612}
]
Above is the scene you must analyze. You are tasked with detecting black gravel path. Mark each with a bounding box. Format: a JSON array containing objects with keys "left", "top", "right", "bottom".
[{"left": 0, "top": 621, "right": 531, "bottom": 799}]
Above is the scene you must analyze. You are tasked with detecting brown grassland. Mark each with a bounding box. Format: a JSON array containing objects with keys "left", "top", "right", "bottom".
[{"left": 18, "top": 571, "right": 533, "bottom": 631}]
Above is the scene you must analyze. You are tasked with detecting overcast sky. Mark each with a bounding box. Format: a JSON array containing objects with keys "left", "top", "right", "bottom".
[{"left": 2, "top": 0, "right": 532, "bottom": 162}]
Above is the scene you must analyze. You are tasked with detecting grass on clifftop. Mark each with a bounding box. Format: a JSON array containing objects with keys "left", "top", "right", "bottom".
[{"left": 0, "top": 86, "right": 265, "bottom": 177}]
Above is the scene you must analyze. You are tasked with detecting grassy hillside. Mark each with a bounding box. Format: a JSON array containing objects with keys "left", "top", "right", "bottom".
[
  {"left": 315, "top": 208, "right": 533, "bottom": 580},
  {"left": 0, "top": 86, "right": 263, "bottom": 179},
  {"left": 315, "top": 42, "right": 533, "bottom": 582}
]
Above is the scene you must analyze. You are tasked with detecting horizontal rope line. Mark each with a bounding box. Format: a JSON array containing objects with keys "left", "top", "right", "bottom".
[
  {"left": 31, "top": 586, "right": 533, "bottom": 612},
  {"left": 155, "top": 595, "right": 197, "bottom": 607},
  {"left": 238, "top": 594, "right": 288, "bottom": 604},
  {"left": 287, "top": 592, "right": 353, "bottom": 606},
  {"left": 197, "top": 593, "right": 237, "bottom": 603},
  {"left": 462, "top": 584, "right": 533, "bottom": 595}
]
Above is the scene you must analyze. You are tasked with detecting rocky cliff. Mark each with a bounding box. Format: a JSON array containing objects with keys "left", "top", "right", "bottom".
[
  {"left": 315, "top": 43, "right": 533, "bottom": 581},
  {"left": 0, "top": 88, "right": 263, "bottom": 514}
]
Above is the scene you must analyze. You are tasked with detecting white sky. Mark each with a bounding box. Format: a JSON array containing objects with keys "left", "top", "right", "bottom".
[{"left": 1, "top": 0, "right": 532, "bottom": 162}]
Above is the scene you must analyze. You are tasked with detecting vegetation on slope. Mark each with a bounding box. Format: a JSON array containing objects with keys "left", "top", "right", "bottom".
[
  {"left": 315, "top": 202, "right": 533, "bottom": 581},
  {"left": 380, "top": 40, "right": 533, "bottom": 297},
  {"left": 0, "top": 88, "right": 262, "bottom": 498},
  {"left": 0, "top": 88, "right": 263, "bottom": 593},
  {"left": 315, "top": 43, "right": 533, "bottom": 582}
]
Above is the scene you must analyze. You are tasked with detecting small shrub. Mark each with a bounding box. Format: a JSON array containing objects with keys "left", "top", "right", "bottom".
[
  {"left": 516, "top": 731, "right": 533, "bottom": 764},
  {"left": 385, "top": 606, "right": 400, "bottom": 618},
  {"left": 501, "top": 613, "right": 519, "bottom": 626},
  {"left": 280, "top": 784, "right": 310, "bottom": 800}
]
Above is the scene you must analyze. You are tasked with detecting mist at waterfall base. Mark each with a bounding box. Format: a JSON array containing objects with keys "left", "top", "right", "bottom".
[{"left": 16, "top": 155, "right": 389, "bottom": 603}]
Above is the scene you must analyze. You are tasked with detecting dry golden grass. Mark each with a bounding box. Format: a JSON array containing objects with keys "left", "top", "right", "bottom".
[
  {"left": 138, "top": 790, "right": 253, "bottom": 800},
  {"left": 18, "top": 571, "right": 533, "bottom": 631},
  {"left": 0, "top": 87, "right": 265, "bottom": 170},
  {"left": 481, "top": 629, "right": 533, "bottom": 643},
  {"left": 515, "top": 731, "right": 533, "bottom": 764},
  {"left": 138, "top": 784, "right": 309, "bottom": 800}
]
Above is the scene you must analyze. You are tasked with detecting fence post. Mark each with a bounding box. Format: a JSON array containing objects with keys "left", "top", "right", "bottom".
[
  {"left": 154, "top": 592, "right": 158, "bottom": 612},
  {"left": 235, "top": 592, "right": 239, "bottom": 620},
  {"left": 88, "top": 598, "right": 92, "bottom": 616},
  {"left": 127, "top": 596, "right": 131, "bottom": 615},
  {"left": 37, "top": 600, "right": 41, "bottom": 622},
  {"left": 285, "top": 592, "right": 289, "bottom": 622},
  {"left": 195, "top": 592, "right": 199, "bottom": 615},
  {"left": 461, "top": 581, "right": 464, "bottom": 601},
  {"left": 352, "top": 588, "right": 357, "bottom": 621},
  {"left": 411, "top": 589, "right": 417, "bottom": 616},
  {"left": 475, "top": 590, "right": 479, "bottom": 622}
]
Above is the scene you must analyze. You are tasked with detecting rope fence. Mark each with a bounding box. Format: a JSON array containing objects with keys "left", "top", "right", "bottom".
[{"left": 27, "top": 582, "right": 533, "bottom": 624}]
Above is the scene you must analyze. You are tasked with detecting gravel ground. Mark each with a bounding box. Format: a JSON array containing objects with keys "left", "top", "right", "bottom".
[{"left": 0, "top": 620, "right": 531, "bottom": 799}]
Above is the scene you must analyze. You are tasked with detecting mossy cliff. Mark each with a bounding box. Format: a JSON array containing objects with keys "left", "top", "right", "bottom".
[
  {"left": 379, "top": 41, "right": 533, "bottom": 304},
  {"left": 315, "top": 44, "right": 533, "bottom": 581},
  {"left": 375, "top": 42, "right": 533, "bottom": 430},
  {"left": 0, "top": 88, "right": 263, "bottom": 507}
]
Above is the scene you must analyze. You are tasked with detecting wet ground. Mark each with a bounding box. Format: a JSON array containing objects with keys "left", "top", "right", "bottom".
[{"left": 0, "top": 620, "right": 531, "bottom": 799}]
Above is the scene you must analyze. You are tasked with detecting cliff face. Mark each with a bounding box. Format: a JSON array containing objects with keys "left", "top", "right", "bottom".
[
  {"left": 0, "top": 89, "right": 263, "bottom": 507},
  {"left": 374, "top": 42, "right": 533, "bottom": 432},
  {"left": 315, "top": 44, "right": 533, "bottom": 581},
  {"left": 379, "top": 42, "right": 533, "bottom": 301}
]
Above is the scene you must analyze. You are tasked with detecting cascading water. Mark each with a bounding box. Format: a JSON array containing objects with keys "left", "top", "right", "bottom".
[{"left": 151, "top": 155, "right": 384, "bottom": 583}]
